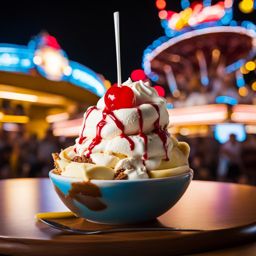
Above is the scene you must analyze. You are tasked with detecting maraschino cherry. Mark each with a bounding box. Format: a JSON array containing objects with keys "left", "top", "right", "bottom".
[{"left": 104, "top": 85, "right": 135, "bottom": 110}]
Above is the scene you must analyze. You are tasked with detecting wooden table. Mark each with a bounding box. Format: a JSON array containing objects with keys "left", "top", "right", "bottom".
[{"left": 0, "top": 178, "right": 255, "bottom": 256}]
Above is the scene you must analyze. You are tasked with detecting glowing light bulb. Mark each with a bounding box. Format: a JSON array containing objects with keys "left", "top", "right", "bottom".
[
  {"left": 240, "top": 66, "right": 250, "bottom": 74},
  {"left": 159, "top": 10, "right": 168, "bottom": 19},
  {"left": 156, "top": 0, "right": 166, "bottom": 10},
  {"left": 212, "top": 49, "right": 220, "bottom": 62},
  {"left": 173, "top": 90, "right": 181, "bottom": 98},
  {"left": 63, "top": 66, "right": 72, "bottom": 76},
  {"left": 245, "top": 61, "right": 256, "bottom": 71},
  {"left": 239, "top": 0, "right": 254, "bottom": 13},
  {"left": 104, "top": 80, "right": 112, "bottom": 89},
  {"left": 131, "top": 69, "right": 146, "bottom": 81},
  {"left": 238, "top": 87, "right": 248, "bottom": 97},
  {"left": 33, "top": 55, "right": 42, "bottom": 65},
  {"left": 251, "top": 81, "right": 256, "bottom": 91},
  {"left": 154, "top": 85, "right": 166, "bottom": 97}
]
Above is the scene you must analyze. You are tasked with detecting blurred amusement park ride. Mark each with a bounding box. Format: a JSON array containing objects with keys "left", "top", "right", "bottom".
[
  {"left": 143, "top": 0, "right": 256, "bottom": 141},
  {"left": 0, "top": 32, "right": 107, "bottom": 137},
  {"left": 0, "top": 0, "right": 256, "bottom": 143}
]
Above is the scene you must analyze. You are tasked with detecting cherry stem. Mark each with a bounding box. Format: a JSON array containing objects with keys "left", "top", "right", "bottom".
[{"left": 114, "top": 12, "right": 122, "bottom": 87}]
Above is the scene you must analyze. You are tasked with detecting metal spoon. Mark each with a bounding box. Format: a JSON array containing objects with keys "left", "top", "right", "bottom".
[{"left": 39, "top": 218, "right": 204, "bottom": 235}]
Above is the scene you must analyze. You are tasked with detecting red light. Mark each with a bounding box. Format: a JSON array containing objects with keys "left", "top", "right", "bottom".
[
  {"left": 131, "top": 69, "right": 147, "bottom": 81},
  {"left": 154, "top": 85, "right": 165, "bottom": 97},
  {"left": 44, "top": 35, "right": 61, "bottom": 49},
  {"left": 167, "top": 11, "right": 176, "bottom": 19},
  {"left": 159, "top": 10, "right": 168, "bottom": 19},
  {"left": 156, "top": 0, "right": 166, "bottom": 10}
]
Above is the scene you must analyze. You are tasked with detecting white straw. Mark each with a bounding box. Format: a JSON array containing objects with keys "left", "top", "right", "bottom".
[{"left": 114, "top": 12, "right": 122, "bottom": 86}]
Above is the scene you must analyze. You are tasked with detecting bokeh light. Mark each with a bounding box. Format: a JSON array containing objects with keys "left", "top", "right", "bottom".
[
  {"left": 173, "top": 90, "right": 181, "bottom": 98},
  {"left": 239, "top": 0, "right": 254, "bottom": 13},
  {"left": 251, "top": 81, "right": 256, "bottom": 91},
  {"left": 131, "top": 69, "right": 147, "bottom": 81},
  {"left": 156, "top": 0, "right": 166, "bottom": 10},
  {"left": 104, "top": 79, "right": 111, "bottom": 89},
  {"left": 238, "top": 87, "right": 249, "bottom": 97},
  {"left": 240, "top": 65, "right": 250, "bottom": 74},
  {"left": 245, "top": 61, "right": 256, "bottom": 71},
  {"left": 159, "top": 10, "right": 168, "bottom": 19},
  {"left": 154, "top": 85, "right": 166, "bottom": 97}
]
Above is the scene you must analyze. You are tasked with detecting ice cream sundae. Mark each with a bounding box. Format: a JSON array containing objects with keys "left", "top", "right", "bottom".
[{"left": 52, "top": 78, "right": 190, "bottom": 180}]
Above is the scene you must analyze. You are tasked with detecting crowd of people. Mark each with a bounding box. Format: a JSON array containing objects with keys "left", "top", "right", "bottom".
[
  {"left": 0, "top": 128, "right": 73, "bottom": 179},
  {"left": 1, "top": 127, "right": 256, "bottom": 185},
  {"left": 181, "top": 133, "right": 256, "bottom": 185}
]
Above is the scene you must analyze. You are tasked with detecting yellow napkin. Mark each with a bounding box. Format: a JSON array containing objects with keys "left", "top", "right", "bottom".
[{"left": 35, "top": 211, "right": 76, "bottom": 220}]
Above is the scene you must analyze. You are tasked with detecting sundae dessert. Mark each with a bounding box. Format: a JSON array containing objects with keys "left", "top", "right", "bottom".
[{"left": 52, "top": 79, "right": 190, "bottom": 180}]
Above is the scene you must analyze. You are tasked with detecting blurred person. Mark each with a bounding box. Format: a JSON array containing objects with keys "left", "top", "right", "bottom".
[
  {"left": 10, "top": 142, "right": 21, "bottom": 177},
  {"left": 2, "top": 99, "right": 12, "bottom": 114},
  {"left": 13, "top": 104, "right": 25, "bottom": 115},
  {"left": 37, "top": 129, "right": 60, "bottom": 176},
  {"left": 217, "top": 133, "right": 241, "bottom": 182},
  {"left": 20, "top": 133, "right": 39, "bottom": 177},
  {"left": 9, "top": 131, "right": 26, "bottom": 177},
  {"left": 0, "top": 129, "right": 13, "bottom": 178},
  {"left": 203, "top": 136, "right": 220, "bottom": 179},
  {"left": 240, "top": 135, "right": 256, "bottom": 185},
  {"left": 191, "top": 154, "right": 211, "bottom": 181}
]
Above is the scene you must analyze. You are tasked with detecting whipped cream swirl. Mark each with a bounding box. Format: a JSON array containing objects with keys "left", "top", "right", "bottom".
[{"left": 74, "top": 79, "right": 172, "bottom": 179}]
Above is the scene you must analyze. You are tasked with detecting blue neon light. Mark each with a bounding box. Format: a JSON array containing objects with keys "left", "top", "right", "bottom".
[
  {"left": 166, "top": 103, "right": 174, "bottom": 109},
  {"left": 236, "top": 71, "right": 245, "bottom": 88},
  {"left": 203, "top": 0, "right": 212, "bottom": 7},
  {"left": 149, "top": 73, "right": 158, "bottom": 82},
  {"left": 0, "top": 43, "right": 105, "bottom": 97},
  {"left": 68, "top": 61, "right": 105, "bottom": 97},
  {"left": 215, "top": 95, "right": 238, "bottom": 105},
  {"left": 220, "top": 8, "right": 233, "bottom": 25},
  {"left": 0, "top": 44, "right": 34, "bottom": 73},
  {"left": 181, "top": 0, "right": 190, "bottom": 10},
  {"left": 225, "top": 59, "right": 245, "bottom": 73},
  {"left": 214, "top": 123, "right": 246, "bottom": 144},
  {"left": 201, "top": 76, "right": 209, "bottom": 86}
]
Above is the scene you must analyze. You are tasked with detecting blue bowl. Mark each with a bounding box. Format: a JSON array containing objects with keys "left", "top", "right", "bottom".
[{"left": 49, "top": 169, "right": 193, "bottom": 224}]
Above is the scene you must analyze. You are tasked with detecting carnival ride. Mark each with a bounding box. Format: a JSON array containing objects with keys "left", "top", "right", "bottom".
[
  {"left": 143, "top": 0, "right": 256, "bottom": 138},
  {"left": 0, "top": 33, "right": 106, "bottom": 137}
]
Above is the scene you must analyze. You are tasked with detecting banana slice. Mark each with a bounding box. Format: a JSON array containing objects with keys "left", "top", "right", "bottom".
[
  {"left": 56, "top": 159, "right": 70, "bottom": 171},
  {"left": 90, "top": 153, "right": 120, "bottom": 168},
  {"left": 157, "top": 142, "right": 190, "bottom": 170},
  {"left": 149, "top": 165, "right": 190, "bottom": 178},
  {"left": 85, "top": 166, "right": 115, "bottom": 180},
  {"left": 61, "top": 162, "right": 115, "bottom": 180},
  {"left": 61, "top": 162, "right": 94, "bottom": 179},
  {"left": 177, "top": 142, "right": 190, "bottom": 158},
  {"left": 59, "top": 146, "right": 76, "bottom": 161}
]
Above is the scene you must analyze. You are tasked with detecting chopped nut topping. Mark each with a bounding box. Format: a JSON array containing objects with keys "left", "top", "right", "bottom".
[
  {"left": 52, "top": 153, "right": 60, "bottom": 161},
  {"left": 72, "top": 155, "right": 93, "bottom": 163},
  {"left": 114, "top": 169, "right": 128, "bottom": 180},
  {"left": 52, "top": 153, "right": 62, "bottom": 173},
  {"left": 52, "top": 168, "right": 62, "bottom": 175}
]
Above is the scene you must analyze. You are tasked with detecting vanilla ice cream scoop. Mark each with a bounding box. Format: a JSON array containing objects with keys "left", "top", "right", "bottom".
[{"left": 53, "top": 79, "right": 190, "bottom": 180}]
